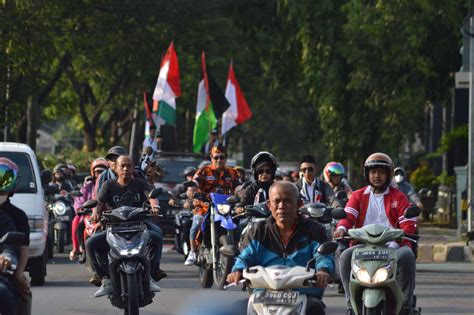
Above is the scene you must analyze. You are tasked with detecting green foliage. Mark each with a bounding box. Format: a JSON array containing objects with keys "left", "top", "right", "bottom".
[
  {"left": 409, "top": 160, "right": 438, "bottom": 191},
  {"left": 37, "top": 147, "right": 107, "bottom": 172},
  {"left": 435, "top": 171, "right": 456, "bottom": 187},
  {"left": 436, "top": 124, "right": 468, "bottom": 154}
]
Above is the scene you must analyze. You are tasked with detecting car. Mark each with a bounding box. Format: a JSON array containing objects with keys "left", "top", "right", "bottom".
[
  {"left": 0, "top": 142, "right": 49, "bottom": 286},
  {"left": 151, "top": 152, "right": 206, "bottom": 235}
]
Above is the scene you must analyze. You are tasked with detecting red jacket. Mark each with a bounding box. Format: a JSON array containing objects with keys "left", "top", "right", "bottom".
[{"left": 336, "top": 186, "right": 417, "bottom": 248}]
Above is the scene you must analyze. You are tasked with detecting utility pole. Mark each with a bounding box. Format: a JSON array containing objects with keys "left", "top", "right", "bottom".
[
  {"left": 129, "top": 92, "right": 139, "bottom": 163},
  {"left": 468, "top": 16, "right": 474, "bottom": 233}
]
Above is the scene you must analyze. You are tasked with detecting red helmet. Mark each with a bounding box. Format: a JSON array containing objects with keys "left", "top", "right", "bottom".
[
  {"left": 90, "top": 158, "right": 108, "bottom": 177},
  {"left": 364, "top": 152, "right": 393, "bottom": 186}
]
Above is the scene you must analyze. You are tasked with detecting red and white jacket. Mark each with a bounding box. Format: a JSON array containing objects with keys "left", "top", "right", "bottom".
[{"left": 336, "top": 185, "right": 417, "bottom": 248}]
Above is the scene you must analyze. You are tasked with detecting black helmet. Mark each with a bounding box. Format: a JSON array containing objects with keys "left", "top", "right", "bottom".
[
  {"left": 183, "top": 166, "right": 197, "bottom": 177},
  {"left": 250, "top": 151, "right": 277, "bottom": 181},
  {"left": 53, "top": 164, "right": 67, "bottom": 175},
  {"left": 364, "top": 152, "right": 393, "bottom": 186}
]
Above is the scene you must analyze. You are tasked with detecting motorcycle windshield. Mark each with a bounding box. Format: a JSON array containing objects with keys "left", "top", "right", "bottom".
[
  {"left": 210, "top": 193, "right": 231, "bottom": 208},
  {"left": 210, "top": 193, "right": 237, "bottom": 230}
]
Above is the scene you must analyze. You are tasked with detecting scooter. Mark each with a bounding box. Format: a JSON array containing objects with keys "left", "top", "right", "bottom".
[
  {"left": 170, "top": 191, "right": 193, "bottom": 259},
  {"left": 82, "top": 188, "right": 162, "bottom": 315},
  {"left": 345, "top": 206, "right": 421, "bottom": 315},
  {"left": 197, "top": 192, "right": 239, "bottom": 290},
  {"left": 46, "top": 186, "right": 82, "bottom": 253},
  {"left": 227, "top": 241, "right": 337, "bottom": 315},
  {"left": 0, "top": 232, "right": 32, "bottom": 315}
]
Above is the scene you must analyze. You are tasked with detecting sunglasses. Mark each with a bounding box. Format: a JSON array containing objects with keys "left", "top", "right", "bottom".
[
  {"left": 300, "top": 167, "right": 314, "bottom": 173},
  {"left": 212, "top": 155, "right": 226, "bottom": 161},
  {"left": 257, "top": 168, "right": 272, "bottom": 175}
]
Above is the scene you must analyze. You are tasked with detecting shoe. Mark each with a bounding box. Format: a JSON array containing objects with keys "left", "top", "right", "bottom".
[
  {"left": 149, "top": 279, "right": 161, "bottom": 292},
  {"left": 89, "top": 274, "right": 102, "bottom": 287},
  {"left": 184, "top": 252, "right": 196, "bottom": 266},
  {"left": 94, "top": 278, "right": 113, "bottom": 297},
  {"left": 338, "top": 282, "right": 345, "bottom": 294},
  {"left": 78, "top": 252, "right": 86, "bottom": 264},
  {"left": 152, "top": 268, "right": 168, "bottom": 282}
]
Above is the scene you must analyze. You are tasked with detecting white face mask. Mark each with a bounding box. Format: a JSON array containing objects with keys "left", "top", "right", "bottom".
[
  {"left": 394, "top": 174, "right": 404, "bottom": 184},
  {"left": 0, "top": 195, "right": 8, "bottom": 205}
]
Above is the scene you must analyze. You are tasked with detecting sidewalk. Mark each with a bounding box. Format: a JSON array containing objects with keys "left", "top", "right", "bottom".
[{"left": 417, "top": 226, "right": 473, "bottom": 263}]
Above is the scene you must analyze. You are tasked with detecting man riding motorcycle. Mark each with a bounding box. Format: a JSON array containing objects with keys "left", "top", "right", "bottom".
[
  {"left": 184, "top": 144, "right": 240, "bottom": 266},
  {"left": 333, "top": 153, "right": 417, "bottom": 315},
  {"left": 323, "top": 162, "right": 353, "bottom": 198},
  {"left": 0, "top": 157, "right": 31, "bottom": 315},
  {"left": 392, "top": 167, "right": 423, "bottom": 211},
  {"left": 227, "top": 181, "right": 334, "bottom": 314},
  {"left": 86, "top": 155, "right": 164, "bottom": 297},
  {"left": 50, "top": 164, "right": 73, "bottom": 193},
  {"left": 296, "top": 155, "right": 333, "bottom": 205}
]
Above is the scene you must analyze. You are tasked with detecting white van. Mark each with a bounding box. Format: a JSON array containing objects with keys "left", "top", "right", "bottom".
[{"left": 0, "top": 142, "right": 48, "bottom": 285}]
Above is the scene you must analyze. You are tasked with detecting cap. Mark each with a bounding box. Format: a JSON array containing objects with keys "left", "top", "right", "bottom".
[{"left": 105, "top": 146, "right": 128, "bottom": 160}]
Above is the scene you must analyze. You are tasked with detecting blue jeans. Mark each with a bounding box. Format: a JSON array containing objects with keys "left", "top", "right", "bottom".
[
  {"left": 189, "top": 214, "right": 204, "bottom": 244},
  {"left": 86, "top": 222, "right": 163, "bottom": 278},
  {"left": 0, "top": 277, "right": 16, "bottom": 315}
]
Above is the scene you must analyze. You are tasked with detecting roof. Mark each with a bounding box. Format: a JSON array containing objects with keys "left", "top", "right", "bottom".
[{"left": 0, "top": 142, "right": 35, "bottom": 154}]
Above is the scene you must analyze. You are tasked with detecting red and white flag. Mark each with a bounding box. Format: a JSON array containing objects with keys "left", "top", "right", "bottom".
[{"left": 222, "top": 62, "right": 252, "bottom": 136}]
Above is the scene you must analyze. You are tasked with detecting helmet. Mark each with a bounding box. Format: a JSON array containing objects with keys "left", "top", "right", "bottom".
[
  {"left": 250, "top": 151, "right": 277, "bottom": 180},
  {"left": 183, "top": 166, "right": 197, "bottom": 177},
  {"left": 53, "top": 164, "right": 67, "bottom": 175},
  {"left": 323, "top": 162, "right": 345, "bottom": 182},
  {"left": 364, "top": 152, "right": 393, "bottom": 185},
  {"left": 393, "top": 167, "right": 406, "bottom": 184},
  {"left": 67, "top": 164, "right": 77, "bottom": 174},
  {"left": 90, "top": 158, "right": 109, "bottom": 177},
  {"left": 0, "top": 158, "right": 19, "bottom": 193}
]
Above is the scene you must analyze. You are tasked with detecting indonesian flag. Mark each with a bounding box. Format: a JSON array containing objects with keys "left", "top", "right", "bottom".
[
  {"left": 222, "top": 62, "right": 252, "bottom": 136},
  {"left": 152, "top": 41, "right": 181, "bottom": 127}
]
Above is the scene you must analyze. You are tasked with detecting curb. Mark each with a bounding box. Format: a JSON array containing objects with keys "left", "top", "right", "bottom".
[{"left": 417, "top": 243, "right": 474, "bottom": 263}]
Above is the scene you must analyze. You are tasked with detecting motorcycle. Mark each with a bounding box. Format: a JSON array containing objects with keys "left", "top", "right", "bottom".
[
  {"left": 168, "top": 191, "right": 193, "bottom": 259},
  {"left": 82, "top": 188, "right": 162, "bottom": 315},
  {"left": 46, "top": 186, "right": 81, "bottom": 253},
  {"left": 0, "top": 232, "right": 32, "bottom": 315},
  {"left": 343, "top": 206, "right": 421, "bottom": 315},
  {"left": 75, "top": 202, "right": 99, "bottom": 265},
  {"left": 197, "top": 192, "right": 239, "bottom": 290},
  {"left": 227, "top": 241, "right": 338, "bottom": 315}
]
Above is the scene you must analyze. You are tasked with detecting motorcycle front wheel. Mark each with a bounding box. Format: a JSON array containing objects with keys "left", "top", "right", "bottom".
[
  {"left": 57, "top": 229, "right": 65, "bottom": 253},
  {"left": 362, "top": 300, "right": 386, "bottom": 315},
  {"left": 125, "top": 273, "right": 139, "bottom": 315},
  {"left": 214, "top": 254, "right": 232, "bottom": 290},
  {"left": 199, "top": 262, "right": 213, "bottom": 288}
]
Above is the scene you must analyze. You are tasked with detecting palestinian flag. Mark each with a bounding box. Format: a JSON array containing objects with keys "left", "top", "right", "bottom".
[
  {"left": 193, "top": 52, "right": 230, "bottom": 153},
  {"left": 152, "top": 41, "right": 181, "bottom": 126},
  {"left": 222, "top": 62, "right": 252, "bottom": 136}
]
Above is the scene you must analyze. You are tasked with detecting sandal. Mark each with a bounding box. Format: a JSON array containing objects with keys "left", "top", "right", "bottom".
[{"left": 69, "top": 250, "right": 78, "bottom": 261}]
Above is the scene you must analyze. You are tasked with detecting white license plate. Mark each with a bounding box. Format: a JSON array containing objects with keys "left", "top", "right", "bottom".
[{"left": 262, "top": 290, "right": 299, "bottom": 305}]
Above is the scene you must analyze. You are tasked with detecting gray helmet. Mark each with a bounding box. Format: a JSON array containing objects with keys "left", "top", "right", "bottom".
[
  {"left": 250, "top": 151, "right": 277, "bottom": 181},
  {"left": 183, "top": 166, "right": 197, "bottom": 177}
]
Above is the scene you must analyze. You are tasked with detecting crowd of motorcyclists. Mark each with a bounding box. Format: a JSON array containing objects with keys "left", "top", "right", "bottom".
[{"left": 0, "top": 139, "right": 425, "bottom": 315}]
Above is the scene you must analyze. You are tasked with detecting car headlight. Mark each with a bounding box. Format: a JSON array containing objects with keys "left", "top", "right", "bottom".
[
  {"left": 28, "top": 216, "right": 45, "bottom": 233},
  {"left": 53, "top": 201, "right": 67, "bottom": 215},
  {"left": 217, "top": 204, "right": 230, "bottom": 215}
]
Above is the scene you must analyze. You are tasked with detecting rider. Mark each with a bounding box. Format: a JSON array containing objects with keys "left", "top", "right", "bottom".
[
  {"left": 184, "top": 144, "right": 240, "bottom": 266},
  {"left": 168, "top": 166, "right": 197, "bottom": 207},
  {"left": 0, "top": 209, "right": 19, "bottom": 315},
  {"left": 93, "top": 146, "right": 128, "bottom": 200},
  {"left": 227, "top": 181, "right": 334, "bottom": 314},
  {"left": 323, "top": 162, "right": 353, "bottom": 199},
  {"left": 70, "top": 158, "right": 108, "bottom": 262},
  {"left": 0, "top": 158, "right": 31, "bottom": 314},
  {"left": 333, "top": 153, "right": 417, "bottom": 315},
  {"left": 241, "top": 151, "right": 278, "bottom": 206},
  {"left": 86, "top": 155, "right": 164, "bottom": 297},
  {"left": 392, "top": 167, "right": 423, "bottom": 210},
  {"left": 296, "top": 155, "right": 333, "bottom": 205},
  {"left": 50, "top": 164, "right": 73, "bottom": 192}
]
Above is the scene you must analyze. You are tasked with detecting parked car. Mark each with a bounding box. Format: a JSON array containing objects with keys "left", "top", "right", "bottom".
[{"left": 0, "top": 142, "right": 49, "bottom": 286}]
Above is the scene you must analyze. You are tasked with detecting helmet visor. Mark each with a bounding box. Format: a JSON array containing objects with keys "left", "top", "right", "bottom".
[{"left": 0, "top": 164, "right": 18, "bottom": 192}]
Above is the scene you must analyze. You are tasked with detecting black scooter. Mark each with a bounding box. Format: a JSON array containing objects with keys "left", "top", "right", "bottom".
[
  {"left": 83, "top": 188, "right": 162, "bottom": 315},
  {"left": 168, "top": 191, "right": 193, "bottom": 259}
]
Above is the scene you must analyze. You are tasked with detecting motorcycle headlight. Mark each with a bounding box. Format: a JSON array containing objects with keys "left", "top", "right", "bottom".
[
  {"left": 217, "top": 204, "right": 231, "bottom": 215},
  {"left": 352, "top": 260, "right": 394, "bottom": 284},
  {"left": 53, "top": 201, "right": 67, "bottom": 216},
  {"left": 355, "top": 268, "right": 372, "bottom": 284},
  {"left": 372, "top": 268, "right": 388, "bottom": 284}
]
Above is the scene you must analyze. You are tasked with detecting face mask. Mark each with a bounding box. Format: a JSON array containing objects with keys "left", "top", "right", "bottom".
[
  {"left": 0, "top": 195, "right": 8, "bottom": 205},
  {"left": 394, "top": 174, "right": 404, "bottom": 183}
]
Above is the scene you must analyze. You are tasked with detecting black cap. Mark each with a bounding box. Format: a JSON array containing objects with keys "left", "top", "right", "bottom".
[
  {"left": 105, "top": 146, "right": 128, "bottom": 160},
  {"left": 211, "top": 128, "right": 218, "bottom": 135}
]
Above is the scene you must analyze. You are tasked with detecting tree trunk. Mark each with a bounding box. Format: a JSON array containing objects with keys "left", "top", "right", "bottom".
[
  {"left": 26, "top": 95, "right": 38, "bottom": 150},
  {"left": 83, "top": 125, "right": 97, "bottom": 152},
  {"left": 15, "top": 115, "right": 27, "bottom": 143}
]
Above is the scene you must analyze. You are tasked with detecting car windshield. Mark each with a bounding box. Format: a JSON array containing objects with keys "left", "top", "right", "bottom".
[
  {"left": 158, "top": 158, "right": 204, "bottom": 184},
  {"left": 0, "top": 152, "right": 38, "bottom": 193}
]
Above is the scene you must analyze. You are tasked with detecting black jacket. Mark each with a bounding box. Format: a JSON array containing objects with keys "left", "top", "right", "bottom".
[{"left": 241, "top": 180, "right": 273, "bottom": 206}]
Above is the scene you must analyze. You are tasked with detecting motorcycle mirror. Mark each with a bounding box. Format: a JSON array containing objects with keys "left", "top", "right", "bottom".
[
  {"left": 148, "top": 188, "right": 162, "bottom": 199},
  {"left": 70, "top": 190, "right": 83, "bottom": 197},
  {"left": 404, "top": 206, "right": 420, "bottom": 218},
  {"left": 331, "top": 208, "right": 347, "bottom": 220},
  {"left": 335, "top": 191, "right": 348, "bottom": 200},
  {"left": 0, "top": 232, "right": 25, "bottom": 246},
  {"left": 45, "top": 184, "right": 60, "bottom": 195},
  {"left": 317, "top": 241, "right": 338, "bottom": 255},
  {"left": 82, "top": 199, "right": 98, "bottom": 209},
  {"left": 183, "top": 180, "right": 197, "bottom": 188},
  {"left": 305, "top": 257, "right": 316, "bottom": 271},
  {"left": 226, "top": 196, "right": 240, "bottom": 204}
]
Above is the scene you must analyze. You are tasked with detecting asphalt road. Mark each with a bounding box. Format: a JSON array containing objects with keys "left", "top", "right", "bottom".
[{"left": 30, "top": 244, "right": 474, "bottom": 315}]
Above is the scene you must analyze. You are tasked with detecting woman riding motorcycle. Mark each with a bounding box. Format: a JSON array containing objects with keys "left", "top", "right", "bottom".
[
  {"left": 240, "top": 151, "right": 278, "bottom": 206},
  {"left": 70, "top": 158, "right": 108, "bottom": 261}
]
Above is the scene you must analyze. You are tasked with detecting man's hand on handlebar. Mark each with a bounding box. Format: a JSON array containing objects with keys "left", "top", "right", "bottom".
[
  {"left": 151, "top": 206, "right": 161, "bottom": 216},
  {"left": 226, "top": 270, "right": 242, "bottom": 285},
  {"left": 0, "top": 255, "right": 12, "bottom": 272},
  {"left": 315, "top": 270, "right": 330, "bottom": 288},
  {"left": 333, "top": 228, "right": 345, "bottom": 239}
]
